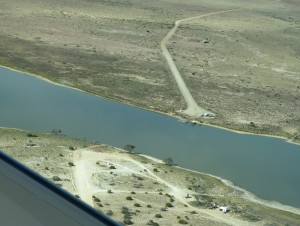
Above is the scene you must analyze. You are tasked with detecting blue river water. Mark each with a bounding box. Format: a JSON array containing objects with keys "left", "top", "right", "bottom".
[{"left": 0, "top": 67, "right": 299, "bottom": 207}]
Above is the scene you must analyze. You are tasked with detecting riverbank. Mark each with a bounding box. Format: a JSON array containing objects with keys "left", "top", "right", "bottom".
[
  {"left": 1, "top": 64, "right": 299, "bottom": 146},
  {"left": 1, "top": 128, "right": 299, "bottom": 225},
  {"left": 1, "top": 64, "right": 300, "bottom": 208},
  {"left": 141, "top": 153, "right": 300, "bottom": 216},
  {"left": 1, "top": 0, "right": 299, "bottom": 153}
]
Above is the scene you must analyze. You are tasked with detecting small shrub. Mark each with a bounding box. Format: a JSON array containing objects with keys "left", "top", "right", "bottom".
[
  {"left": 123, "top": 218, "right": 133, "bottom": 225},
  {"left": 153, "top": 168, "right": 159, "bottom": 172},
  {"left": 178, "top": 219, "right": 188, "bottom": 224},
  {"left": 163, "top": 157, "right": 174, "bottom": 166},
  {"left": 147, "top": 204, "right": 152, "bottom": 208},
  {"left": 155, "top": 214, "right": 162, "bottom": 218},
  {"left": 45, "top": 167, "right": 49, "bottom": 170},
  {"left": 147, "top": 220, "right": 160, "bottom": 226},
  {"left": 27, "top": 133, "right": 38, "bottom": 137},
  {"left": 93, "top": 197, "right": 101, "bottom": 202},
  {"left": 131, "top": 191, "right": 136, "bottom": 194},
  {"left": 106, "top": 210, "right": 113, "bottom": 216},
  {"left": 59, "top": 153, "right": 64, "bottom": 157},
  {"left": 170, "top": 198, "right": 175, "bottom": 202},
  {"left": 107, "top": 190, "right": 112, "bottom": 193},
  {"left": 52, "top": 176, "right": 61, "bottom": 181},
  {"left": 68, "top": 146, "right": 75, "bottom": 150},
  {"left": 166, "top": 202, "right": 173, "bottom": 208},
  {"left": 126, "top": 196, "right": 133, "bottom": 200},
  {"left": 68, "top": 162, "right": 75, "bottom": 167},
  {"left": 147, "top": 220, "right": 154, "bottom": 225},
  {"left": 134, "top": 203, "right": 141, "bottom": 207},
  {"left": 109, "top": 165, "right": 116, "bottom": 169},
  {"left": 137, "top": 176, "right": 144, "bottom": 180},
  {"left": 249, "top": 122, "right": 256, "bottom": 127},
  {"left": 191, "top": 211, "right": 197, "bottom": 214}
]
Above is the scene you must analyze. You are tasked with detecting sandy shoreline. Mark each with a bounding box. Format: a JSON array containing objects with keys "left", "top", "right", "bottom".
[
  {"left": 1, "top": 64, "right": 298, "bottom": 146},
  {"left": 140, "top": 153, "right": 300, "bottom": 215},
  {"left": 1, "top": 126, "right": 300, "bottom": 216}
]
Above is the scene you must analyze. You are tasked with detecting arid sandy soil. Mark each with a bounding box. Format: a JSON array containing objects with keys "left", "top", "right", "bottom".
[
  {"left": 1, "top": 128, "right": 300, "bottom": 225},
  {"left": 0, "top": 0, "right": 299, "bottom": 141}
]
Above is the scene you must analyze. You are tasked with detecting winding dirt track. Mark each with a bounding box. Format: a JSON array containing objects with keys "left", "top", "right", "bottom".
[{"left": 160, "top": 9, "right": 242, "bottom": 117}]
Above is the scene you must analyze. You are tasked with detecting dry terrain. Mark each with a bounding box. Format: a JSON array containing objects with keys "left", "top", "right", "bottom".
[
  {"left": 0, "top": 0, "right": 299, "bottom": 141},
  {"left": 1, "top": 128, "right": 300, "bottom": 225}
]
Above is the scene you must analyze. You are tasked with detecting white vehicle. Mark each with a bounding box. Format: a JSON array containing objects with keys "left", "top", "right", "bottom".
[{"left": 200, "top": 113, "right": 216, "bottom": 118}]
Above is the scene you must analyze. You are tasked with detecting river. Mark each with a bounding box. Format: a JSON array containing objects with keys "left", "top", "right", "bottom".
[{"left": 0, "top": 66, "right": 299, "bottom": 208}]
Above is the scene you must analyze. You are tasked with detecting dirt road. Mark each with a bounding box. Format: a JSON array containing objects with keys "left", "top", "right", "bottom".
[
  {"left": 73, "top": 150, "right": 95, "bottom": 207},
  {"left": 72, "top": 148, "right": 256, "bottom": 226},
  {"left": 161, "top": 9, "right": 241, "bottom": 117}
]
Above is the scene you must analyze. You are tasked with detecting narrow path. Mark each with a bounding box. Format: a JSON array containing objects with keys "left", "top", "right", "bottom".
[
  {"left": 73, "top": 150, "right": 94, "bottom": 207},
  {"left": 161, "top": 8, "right": 242, "bottom": 117}
]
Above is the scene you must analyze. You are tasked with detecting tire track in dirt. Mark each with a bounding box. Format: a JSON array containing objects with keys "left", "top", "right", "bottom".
[{"left": 161, "top": 8, "right": 242, "bottom": 117}]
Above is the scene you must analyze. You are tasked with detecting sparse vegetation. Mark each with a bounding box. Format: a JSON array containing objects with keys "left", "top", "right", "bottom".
[
  {"left": 93, "top": 197, "right": 101, "bottom": 202},
  {"left": 163, "top": 157, "right": 174, "bottom": 166},
  {"left": 126, "top": 196, "right": 133, "bottom": 201},
  {"left": 68, "top": 162, "right": 75, "bottom": 167},
  {"left": 134, "top": 203, "right": 141, "bottom": 207},
  {"left": 106, "top": 210, "right": 114, "bottom": 216},
  {"left": 27, "top": 133, "right": 38, "bottom": 137},
  {"left": 52, "top": 176, "right": 61, "bottom": 181},
  {"left": 1, "top": 115, "right": 300, "bottom": 225},
  {"left": 123, "top": 218, "right": 133, "bottom": 225},
  {"left": 124, "top": 144, "right": 135, "bottom": 153},
  {"left": 155, "top": 214, "right": 162, "bottom": 218},
  {"left": 166, "top": 202, "right": 173, "bottom": 208},
  {"left": 178, "top": 219, "right": 188, "bottom": 224}
]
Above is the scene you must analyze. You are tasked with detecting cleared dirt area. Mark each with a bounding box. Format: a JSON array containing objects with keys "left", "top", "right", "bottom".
[
  {"left": 1, "top": 128, "right": 299, "bottom": 225},
  {"left": 0, "top": 0, "right": 299, "bottom": 140}
]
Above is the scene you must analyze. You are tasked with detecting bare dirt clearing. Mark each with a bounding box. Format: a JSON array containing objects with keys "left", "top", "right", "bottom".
[
  {"left": 1, "top": 128, "right": 300, "bottom": 225},
  {"left": 72, "top": 147, "right": 257, "bottom": 225}
]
